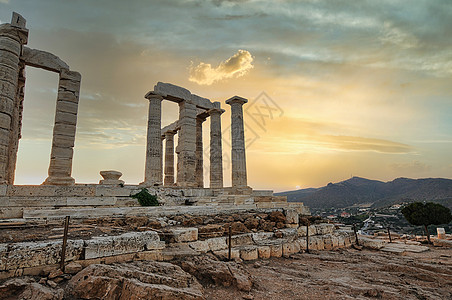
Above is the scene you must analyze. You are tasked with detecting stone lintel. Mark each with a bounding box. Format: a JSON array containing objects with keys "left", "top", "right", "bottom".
[
  {"left": 161, "top": 121, "right": 179, "bottom": 136},
  {"left": 148, "top": 82, "right": 216, "bottom": 109},
  {"left": 225, "top": 95, "right": 248, "bottom": 105},
  {"left": 22, "top": 47, "right": 70, "bottom": 73},
  {"left": 208, "top": 108, "right": 225, "bottom": 116}
]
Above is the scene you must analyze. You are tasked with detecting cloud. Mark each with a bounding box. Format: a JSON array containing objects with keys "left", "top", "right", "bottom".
[
  {"left": 189, "top": 49, "right": 254, "bottom": 85},
  {"left": 390, "top": 161, "right": 431, "bottom": 173},
  {"left": 0, "top": 0, "right": 9, "bottom": 4}
]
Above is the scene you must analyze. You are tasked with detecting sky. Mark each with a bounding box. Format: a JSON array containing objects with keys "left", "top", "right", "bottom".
[{"left": 1, "top": 0, "right": 451, "bottom": 192}]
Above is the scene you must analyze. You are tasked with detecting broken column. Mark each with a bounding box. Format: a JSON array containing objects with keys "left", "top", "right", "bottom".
[
  {"left": 0, "top": 13, "right": 28, "bottom": 184},
  {"left": 143, "top": 93, "right": 163, "bottom": 186},
  {"left": 164, "top": 131, "right": 176, "bottom": 186},
  {"left": 44, "top": 69, "right": 81, "bottom": 185},
  {"left": 177, "top": 100, "right": 197, "bottom": 187},
  {"left": 209, "top": 105, "right": 224, "bottom": 188},
  {"left": 226, "top": 96, "right": 248, "bottom": 187}
]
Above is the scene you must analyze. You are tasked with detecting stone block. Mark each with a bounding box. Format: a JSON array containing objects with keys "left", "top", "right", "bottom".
[
  {"left": 57, "top": 90, "right": 78, "bottom": 103},
  {"left": 252, "top": 232, "right": 274, "bottom": 244},
  {"left": 99, "top": 170, "right": 124, "bottom": 185},
  {"left": 171, "top": 227, "right": 198, "bottom": 242},
  {"left": 21, "top": 47, "right": 69, "bottom": 73},
  {"left": 323, "top": 235, "right": 334, "bottom": 250},
  {"left": 358, "top": 236, "right": 386, "bottom": 250},
  {"left": 154, "top": 82, "right": 191, "bottom": 101},
  {"left": 0, "top": 36, "right": 21, "bottom": 53},
  {"left": 269, "top": 244, "right": 282, "bottom": 258},
  {"left": 240, "top": 246, "right": 258, "bottom": 261},
  {"left": 284, "top": 208, "right": 299, "bottom": 224},
  {"left": 279, "top": 228, "right": 298, "bottom": 239},
  {"left": 84, "top": 231, "right": 164, "bottom": 259},
  {"left": 0, "top": 185, "right": 6, "bottom": 196},
  {"left": 297, "top": 238, "right": 307, "bottom": 250},
  {"left": 55, "top": 111, "right": 77, "bottom": 125},
  {"left": 231, "top": 233, "right": 253, "bottom": 247},
  {"left": 252, "top": 190, "right": 273, "bottom": 197},
  {"left": 332, "top": 235, "right": 339, "bottom": 248},
  {"left": 0, "top": 112, "right": 11, "bottom": 130},
  {"left": 66, "top": 197, "right": 116, "bottom": 206},
  {"left": 437, "top": 228, "right": 446, "bottom": 239},
  {"left": 188, "top": 240, "right": 209, "bottom": 253},
  {"left": 213, "top": 249, "right": 240, "bottom": 260},
  {"left": 257, "top": 246, "right": 271, "bottom": 259},
  {"left": 316, "top": 223, "right": 335, "bottom": 235},
  {"left": 3, "top": 239, "right": 83, "bottom": 270},
  {"left": 50, "top": 146, "right": 73, "bottom": 159},
  {"left": 52, "top": 134, "right": 75, "bottom": 148},
  {"left": 282, "top": 241, "right": 300, "bottom": 257},
  {"left": 0, "top": 97, "right": 14, "bottom": 115},
  {"left": 95, "top": 186, "right": 133, "bottom": 197},
  {"left": 207, "top": 237, "right": 228, "bottom": 251}
]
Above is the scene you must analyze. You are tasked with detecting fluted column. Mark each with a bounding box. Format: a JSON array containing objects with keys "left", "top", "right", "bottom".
[
  {"left": 44, "top": 69, "right": 81, "bottom": 185},
  {"left": 143, "top": 93, "right": 163, "bottom": 186},
  {"left": 209, "top": 108, "right": 224, "bottom": 188},
  {"left": 176, "top": 100, "right": 197, "bottom": 187},
  {"left": 195, "top": 115, "right": 207, "bottom": 188},
  {"left": 164, "top": 131, "right": 175, "bottom": 186},
  {"left": 226, "top": 96, "right": 248, "bottom": 187},
  {"left": 0, "top": 13, "right": 28, "bottom": 184}
]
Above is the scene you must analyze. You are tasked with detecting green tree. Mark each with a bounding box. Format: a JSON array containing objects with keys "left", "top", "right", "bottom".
[{"left": 401, "top": 202, "right": 452, "bottom": 243}]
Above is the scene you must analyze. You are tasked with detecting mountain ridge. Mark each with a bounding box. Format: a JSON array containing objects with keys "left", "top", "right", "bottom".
[{"left": 276, "top": 176, "right": 452, "bottom": 209}]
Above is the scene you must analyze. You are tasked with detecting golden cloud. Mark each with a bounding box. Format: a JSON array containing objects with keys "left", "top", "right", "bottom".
[{"left": 189, "top": 49, "right": 254, "bottom": 85}]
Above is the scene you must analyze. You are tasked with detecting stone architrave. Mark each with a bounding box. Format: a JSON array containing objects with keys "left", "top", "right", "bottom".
[
  {"left": 226, "top": 96, "right": 248, "bottom": 187},
  {"left": 143, "top": 93, "right": 163, "bottom": 186},
  {"left": 209, "top": 105, "right": 224, "bottom": 188},
  {"left": 44, "top": 69, "right": 81, "bottom": 185},
  {"left": 0, "top": 13, "right": 28, "bottom": 184},
  {"left": 164, "top": 131, "right": 176, "bottom": 186},
  {"left": 177, "top": 100, "right": 197, "bottom": 187}
]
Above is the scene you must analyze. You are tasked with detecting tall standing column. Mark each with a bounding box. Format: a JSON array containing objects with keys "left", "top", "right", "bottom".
[
  {"left": 195, "top": 115, "right": 207, "bottom": 188},
  {"left": 226, "top": 96, "right": 248, "bottom": 187},
  {"left": 209, "top": 107, "right": 224, "bottom": 188},
  {"left": 0, "top": 13, "right": 28, "bottom": 184},
  {"left": 143, "top": 93, "right": 163, "bottom": 186},
  {"left": 164, "top": 131, "right": 175, "bottom": 186},
  {"left": 44, "top": 69, "right": 81, "bottom": 185},
  {"left": 177, "top": 100, "right": 197, "bottom": 187}
]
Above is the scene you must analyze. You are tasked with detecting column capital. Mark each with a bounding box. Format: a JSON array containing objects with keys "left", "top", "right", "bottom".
[
  {"left": 164, "top": 130, "right": 176, "bottom": 138},
  {"left": 208, "top": 108, "right": 225, "bottom": 116},
  {"left": 226, "top": 95, "right": 248, "bottom": 106},
  {"left": 144, "top": 91, "right": 164, "bottom": 101}
]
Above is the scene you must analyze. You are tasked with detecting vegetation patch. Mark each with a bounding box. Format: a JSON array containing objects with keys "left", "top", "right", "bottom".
[{"left": 131, "top": 189, "right": 159, "bottom": 206}]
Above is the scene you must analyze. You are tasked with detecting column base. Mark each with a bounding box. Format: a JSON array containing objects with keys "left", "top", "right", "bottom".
[
  {"left": 42, "top": 176, "right": 75, "bottom": 186},
  {"left": 139, "top": 181, "right": 162, "bottom": 188}
]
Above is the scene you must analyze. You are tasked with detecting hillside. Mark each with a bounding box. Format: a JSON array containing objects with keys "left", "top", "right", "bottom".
[{"left": 276, "top": 177, "right": 452, "bottom": 209}]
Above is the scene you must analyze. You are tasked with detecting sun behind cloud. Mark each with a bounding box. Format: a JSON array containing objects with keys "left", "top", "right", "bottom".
[{"left": 189, "top": 49, "right": 254, "bottom": 85}]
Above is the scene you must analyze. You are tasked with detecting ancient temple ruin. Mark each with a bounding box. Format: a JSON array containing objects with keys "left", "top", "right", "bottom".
[{"left": 0, "top": 12, "right": 308, "bottom": 219}]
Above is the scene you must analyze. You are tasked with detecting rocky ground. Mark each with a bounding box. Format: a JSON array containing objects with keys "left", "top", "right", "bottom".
[{"left": 1, "top": 245, "right": 451, "bottom": 299}]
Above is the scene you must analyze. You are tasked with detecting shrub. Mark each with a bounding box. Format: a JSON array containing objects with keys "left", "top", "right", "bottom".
[{"left": 131, "top": 188, "right": 159, "bottom": 206}]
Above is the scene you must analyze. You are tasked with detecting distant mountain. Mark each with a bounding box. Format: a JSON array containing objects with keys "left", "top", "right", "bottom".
[{"left": 276, "top": 177, "right": 452, "bottom": 210}]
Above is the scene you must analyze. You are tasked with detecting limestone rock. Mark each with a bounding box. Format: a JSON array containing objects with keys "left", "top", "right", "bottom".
[
  {"left": 177, "top": 255, "right": 252, "bottom": 292},
  {"left": 64, "top": 262, "right": 83, "bottom": 275},
  {"left": 0, "top": 278, "right": 63, "bottom": 300},
  {"left": 65, "top": 261, "right": 204, "bottom": 300}
]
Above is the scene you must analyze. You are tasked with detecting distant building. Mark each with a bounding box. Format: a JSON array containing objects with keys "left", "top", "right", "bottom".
[
  {"left": 327, "top": 215, "right": 337, "bottom": 219},
  {"left": 341, "top": 212, "right": 351, "bottom": 218}
]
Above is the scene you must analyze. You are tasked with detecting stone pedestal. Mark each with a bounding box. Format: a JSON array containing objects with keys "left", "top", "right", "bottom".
[
  {"left": 99, "top": 170, "right": 124, "bottom": 185},
  {"left": 143, "top": 93, "right": 163, "bottom": 186},
  {"left": 44, "top": 70, "right": 81, "bottom": 185},
  {"left": 164, "top": 131, "right": 176, "bottom": 186},
  {"left": 209, "top": 107, "right": 224, "bottom": 188},
  {"left": 176, "top": 101, "right": 197, "bottom": 187},
  {"left": 226, "top": 96, "right": 248, "bottom": 187}
]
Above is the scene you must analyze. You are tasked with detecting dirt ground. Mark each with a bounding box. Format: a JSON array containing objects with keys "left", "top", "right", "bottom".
[{"left": 205, "top": 247, "right": 452, "bottom": 300}]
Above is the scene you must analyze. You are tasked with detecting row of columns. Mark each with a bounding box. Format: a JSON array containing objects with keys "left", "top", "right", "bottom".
[{"left": 143, "top": 94, "right": 247, "bottom": 189}]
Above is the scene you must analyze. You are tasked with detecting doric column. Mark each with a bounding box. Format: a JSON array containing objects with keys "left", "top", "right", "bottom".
[
  {"left": 176, "top": 100, "right": 197, "bottom": 187},
  {"left": 44, "top": 69, "right": 81, "bottom": 185},
  {"left": 143, "top": 93, "right": 163, "bottom": 186},
  {"left": 0, "top": 12, "right": 28, "bottom": 184},
  {"left": 226, "top": 96, "right": 248, "bottom": 187},
  {"left": 209, "top": 107, "right": 224, "bottom": 188},
  {"left": 164, "top": 131, "right": 175, "bottom": 186},
  {"left": 195, "top": 114, "right": 207, "bottom": 188}
]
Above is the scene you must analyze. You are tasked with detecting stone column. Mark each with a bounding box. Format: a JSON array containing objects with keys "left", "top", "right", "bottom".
[
  {"left": 195, "top": 114, "right": 207, "bottom": 188},
  {"left": 0, "top": 13, "right": 28, "bottom": 184},
  {"left": 209, "top": 107, "right": 224, "bottom": 188},
  {"left": 143, "top": 93, "right": 163, "bottom": 186},
  {"left": 164, "top": 131, "right": 175, "bottom": 186},
  {"left": 44, "top": 69, "right": 81, "bottom": 185},
  {"left": 226, "top": 96, "right": 248, "bottom": 187},
  {"left": 176, "top": 100, "right": 197, "bottom": 187}
]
